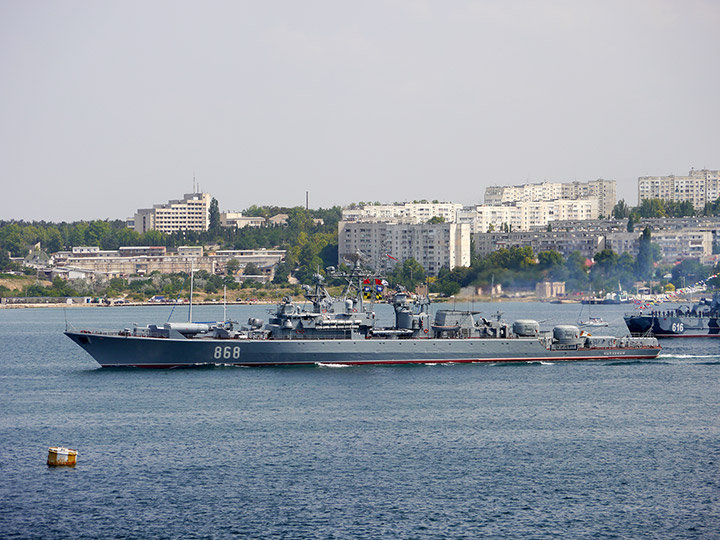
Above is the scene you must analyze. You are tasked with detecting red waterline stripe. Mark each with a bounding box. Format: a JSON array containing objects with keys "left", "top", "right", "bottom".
[{"left": 106, "top": 355, "right": 660, "bottom": 368}]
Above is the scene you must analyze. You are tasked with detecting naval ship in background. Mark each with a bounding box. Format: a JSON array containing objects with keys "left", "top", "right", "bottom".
[
  {"left": 65, "top": 263, "right": 661, "bottom": 368},
  {"left": 624, "top": 294, "right": 720, "bottom": 337}
]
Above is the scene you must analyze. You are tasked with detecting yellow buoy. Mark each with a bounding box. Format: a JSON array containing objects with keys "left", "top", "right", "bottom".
[{"left": 47, "top": 447, "right": 77, "bottom": 467}]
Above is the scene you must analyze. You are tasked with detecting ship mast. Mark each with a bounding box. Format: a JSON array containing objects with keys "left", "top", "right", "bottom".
[{"left": 189, "top": 259, "right": 195, "bottom": 322}]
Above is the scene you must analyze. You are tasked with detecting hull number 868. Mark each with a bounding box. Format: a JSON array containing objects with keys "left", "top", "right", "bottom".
[{"left": 214, "top": 346, "right": 240, "bottom": 360}]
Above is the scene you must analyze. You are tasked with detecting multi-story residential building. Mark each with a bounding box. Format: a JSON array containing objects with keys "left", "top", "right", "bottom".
[
  {"left": 485, "top": 182, "right": 563, "bottom": 205},
  {"left": 638, "top": 168, "right": 720, "bottom": 208},
  {"left": 485, "top": 179, "right": 616, "bottom": 217},
  {"left": 473, "top": 231, "right": 606, "bottom": 260},
  {"left": 338, "top": 221, "right": 470, "bottom": 276},
  {"left": 474, "top": 227, "right": 713, "bottom": 262},
  {"left": 650, "top": 230, "right": 713, "bottom": 261},
  {"left": 342, "top": 202, "right": 463, "bottom": 224},
  {"left": 459, "top": 199, "right": 599, "bottom": 233},
  {"left": 603, "top": 232, "right": 640, "bottom": 257},
  {"left": 133, "top": 192, "right": 212, "bottom": 234}
]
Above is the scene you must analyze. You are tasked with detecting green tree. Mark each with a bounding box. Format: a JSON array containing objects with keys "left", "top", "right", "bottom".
[
  {"left": 225, "top": 258, "right": 240, "bottom": 275},
  {"left": 537, "top": 250, "right": 563, "bottom": 270},
  {"left": 671, "top": 259, "right": 706, "bottom": 288},
  {"left": 426, "top": 216, "right": 445, "bottom": 224},
  {"left": 613, "top": 199, "right": 630, "bottom": 219},
  {"left": 390, "top": 258, "right": 425, "bottom": 290},
  {"left": 272, "top": 262, "right": 290, "bottom": 284},
  {"left": 209, "top": 198, "right": 221, "bottom": 231},
  {"left": 592, "top": 249, "right": 619, "bottom": 275},
  {"left": 636, "top": 199, "right": 666, "bottom": 218},
  {"left": 664, "top": 200, "right": 695, "bottom": 217},
  {"left": 0, "top": 224, "right": 28, "bottom": 256},
  {"left": 635, "top": 227, "right": 654, "bottom": 279},
  {"left": 565, "top": 251, "right": 589, "bottom": 289},
  {"left": 244, "top": 262, "right": 260, "bottom": 275}
]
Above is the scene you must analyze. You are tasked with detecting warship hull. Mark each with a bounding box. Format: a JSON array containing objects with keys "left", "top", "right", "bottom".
[
  {"left": 624, "top": 314, "right": 720, "bottom": 337},
  {"left": 65, "top": 331, "right": 661, "bottom": 368}
]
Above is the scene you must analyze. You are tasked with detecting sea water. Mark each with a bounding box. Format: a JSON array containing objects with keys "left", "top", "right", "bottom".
[{"left": 1, "top": 302, "right": 719, "bottom": 539}]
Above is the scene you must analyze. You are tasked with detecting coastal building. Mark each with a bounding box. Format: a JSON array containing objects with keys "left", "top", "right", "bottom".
[
  {"left": 47, "top": 246, "right": 285, "bottom": 278},
  {"left": 338, "top": 221, "right": 470, "bottom": 276},
  {"left": 638, "top": 168, "right": 720, "bottom": 208},
  {"left": 133, "top": 192, "right": 212, "bottom": 234},
  {"left": 485, "top": 179, "right": 616, "bottom": 217},
  {"left": 536, "top": 281, "right": 566, "bottom": 299}
]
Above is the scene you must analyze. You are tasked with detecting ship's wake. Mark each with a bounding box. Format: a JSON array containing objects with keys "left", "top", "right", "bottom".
[
  {"left": 316, "top": 362, "right": 351, "bottom": 368},
  {"left": 658, "top": 353, "right": 718, "bottom": 359}
]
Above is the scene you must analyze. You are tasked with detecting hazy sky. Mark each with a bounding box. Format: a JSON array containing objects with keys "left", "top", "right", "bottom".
[{"left": 2, "top": 0, "right": 718, "bottom": 222}]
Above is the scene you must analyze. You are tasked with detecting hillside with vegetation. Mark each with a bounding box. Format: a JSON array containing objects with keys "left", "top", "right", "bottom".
[{"left": 2, "top": 197, "right": 720, "bottom": 301}]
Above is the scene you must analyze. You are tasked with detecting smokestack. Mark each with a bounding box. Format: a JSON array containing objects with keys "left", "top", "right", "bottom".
[{"left": 306, "top": 191, "right": 309, "bottom": 210}]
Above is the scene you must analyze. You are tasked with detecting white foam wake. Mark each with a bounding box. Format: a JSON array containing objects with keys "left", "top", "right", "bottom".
[
  {"left": 315, "top": 362, "right": 351, "bottom": 368},
  {"left": 658, "top": 354, "right": 719, "bottom": 359}
]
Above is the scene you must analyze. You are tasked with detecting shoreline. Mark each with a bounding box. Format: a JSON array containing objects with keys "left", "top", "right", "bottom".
[{"left": 2, "top": 296, "right": 543, "bottom": 309}]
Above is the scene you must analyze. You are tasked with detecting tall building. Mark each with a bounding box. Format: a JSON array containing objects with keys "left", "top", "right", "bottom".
[
  {"left": 638, "top": 169, "right": 720, "bottom": 209},
  {"left": 133, "top": 193, "right": 212, "bottom": 234},
  {"left": 338, "top": 221, "right": 470, "bottom": 276},
  {"left": 342, "top": 202, "right": 463, "bottom": 223},
  {"left": 484, "top": 179, "right": 616, "bottom": 217},
  {"left": 458, "top": 199, "right": 599, "bottom": 233}
]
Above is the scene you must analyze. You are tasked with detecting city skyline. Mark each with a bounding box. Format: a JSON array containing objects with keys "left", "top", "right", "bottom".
[{"left": 2, "top": 1, "right": 719, "bottom": 222}]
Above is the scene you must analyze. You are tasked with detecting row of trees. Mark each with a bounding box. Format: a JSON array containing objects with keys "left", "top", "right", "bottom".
[
  {"left": 4, "top": 196, "right": 720, "bottom": 299},
  {"left": 612, "top": 197, "right": 720, "bottom": 220}
]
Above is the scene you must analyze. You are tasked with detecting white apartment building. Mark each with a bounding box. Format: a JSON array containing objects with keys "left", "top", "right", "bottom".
[
  {"left": 133, "top": 192, "right": 212, "bottom": 234},
  {"left": 459, "top": 199, "right": 599, "bottom": 233},
  {"left": 338, "top": 221, "right": 470, "bottom": 276},
  {"left": 485, "top": 182, "right": 563, "bottom": 205},
  {"left": 485, "top": 179, "right": 616, "bottom": 217},
  {"left": 342, "top": 202, "right": 463, "bottom": 224},
  {"left": 638, "top": 169, "right": 720, "bottom": 209}
]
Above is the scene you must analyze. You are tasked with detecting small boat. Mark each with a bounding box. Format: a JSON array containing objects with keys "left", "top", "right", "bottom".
[
  {"left": 578, "top": 317, "right": 609, "bottom": 327},
  {"left": 577, "top": 302, "right": 609, "bottom": 327}
]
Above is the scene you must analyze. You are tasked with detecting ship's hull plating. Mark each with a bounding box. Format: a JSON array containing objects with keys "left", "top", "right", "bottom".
[
  {"left": 624, "top": 314, "right": 720, "bottom": 337},
  {"left": 65, "top": 332, "right": 660, "bottom": 368}
]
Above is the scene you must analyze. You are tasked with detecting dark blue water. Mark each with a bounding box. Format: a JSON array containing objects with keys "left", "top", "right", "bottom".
[{"left": 1, "top": 303, "right": 719, "bottom": 539}]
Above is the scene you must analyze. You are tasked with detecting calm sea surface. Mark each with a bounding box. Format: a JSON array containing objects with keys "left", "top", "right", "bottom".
[{"left": 1, "top": 302, "right": 719, "bottom": 539}]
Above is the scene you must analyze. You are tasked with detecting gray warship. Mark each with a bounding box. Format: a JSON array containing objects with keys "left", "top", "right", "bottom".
[
  {"left": 66, "top": 264, "right": 661, "bottom": 368},
  {"left": 624, "top": 294, "right": 720, "bottom": 337}
]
